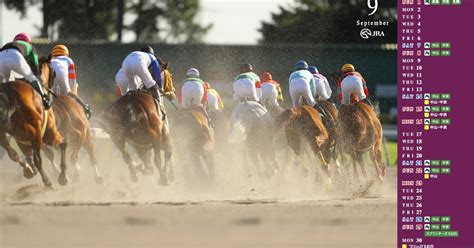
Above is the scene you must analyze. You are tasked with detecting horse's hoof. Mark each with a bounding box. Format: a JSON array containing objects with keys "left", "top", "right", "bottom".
[
  {"left": 23, "top": 166, "right": 35, "bottom": 179},
  {"left": 58, "top": 173, "right": 69, "bottom": 186},
  {"left": 377, "top": 175, "right": 384, "bottom": 183},
  {"left": 95, "top": 176, "right": 104, "bottom": 184},
  {"left": 158, "top": 177, "right": 169, "bottom": 186}
]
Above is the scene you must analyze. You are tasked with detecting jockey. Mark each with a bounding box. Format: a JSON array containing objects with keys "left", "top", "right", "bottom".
[
  {"left": 309, "top": 66, "right": 332, "bottom": 101},
  {"left": 260, "top": 71, "right": 283, "bottom": 108},
  {"left": 180, "top": 68, "right": 213, "bottom": 127},
  {"left": 50, "top": 44, "right": 92, "bottom": 118},
  {"left": 0, "top": 32, "right": 51, "bottom": 109},
  {"left": 115, "top": 67, "right": 142, "bottom": 96},
  {"left": 233, "top": 63, "right": 261, "bottom": 102},
  {"left": 337, "top": 63, "right": 372, "bottom": 108},
  {"left": 205, "top": 82, "right": 224, "bottom": 113},
  {"left": 122, "top": 46, "right": 165, "bottom": 100},
  {"left": 289, "top": 60, "right": 317, "bottom": 108}
]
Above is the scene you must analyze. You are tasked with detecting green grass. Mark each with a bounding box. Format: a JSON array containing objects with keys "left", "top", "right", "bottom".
[{"left": 385, "top": 141, "right": 397, "bottom": 166}]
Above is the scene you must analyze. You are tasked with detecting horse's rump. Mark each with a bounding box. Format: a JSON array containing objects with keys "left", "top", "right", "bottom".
[
  {"left": 104, "top": 91, "right": 163, "bottom": 143},
  {"left": 0, "top": 81, "right": 62, "bottom": 146},
  {"left": 229, "top": 102, "right": 272, "bottom": 145},
  {"left": 338, "top": 102, "right": 382, "bottom": 151}
]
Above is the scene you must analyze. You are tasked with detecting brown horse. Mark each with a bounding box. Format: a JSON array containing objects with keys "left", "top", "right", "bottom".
[
  {"left": 337, "top": 102, "right": 386, "bottom": 182},
  {"left": 101, "top": 91, "right": 172, "bottom": 185},
  {"left": 274, "top": 106, "right": 331, "bottom": 181},
  {"left": 174, "top": 107, "right": 215, "bottom": 182},
  {"left": 0, "top": 64, "right": 68, "bottom": 186},
  {"left": 38, "top": 58, "right": 103, "bottom": 184}
]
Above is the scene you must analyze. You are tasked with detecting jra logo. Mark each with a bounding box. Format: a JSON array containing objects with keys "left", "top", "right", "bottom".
[{"left": 368, "top": 0, "right": 378, "bottom": 16}]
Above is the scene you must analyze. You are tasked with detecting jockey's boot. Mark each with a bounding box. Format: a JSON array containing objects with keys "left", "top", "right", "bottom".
[
  {"left": 30, "top": 80, "right": 51, "bottom": 110},
  {"left": 361, "top": 98, "right": 374, "bottom": 109},
  {"left": 313, "top": 102, "right": 328, "bottom": 119},
  {"left": 147, "top": 84, "right": 161, "bottom": 100},
  {"left": 68, "top": 93, "right": 92, "bottom": 119}
]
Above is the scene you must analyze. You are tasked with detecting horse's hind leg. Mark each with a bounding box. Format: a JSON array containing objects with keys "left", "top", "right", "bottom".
[
  {"left": 356, "top": 152, "right": 368, "bottom": 180},
  {"left": 370, "top": 147, "right": 385, "bottom": 182},
  {"left": 19, "top": 142, "right": 52, "bottom": 187},
  {"left": 248, "top": 150, "right": 264, "bottom": 178},
  {"left": 153, "top": 147, "right": 168, "bottom": 186},
  {"left": 69, "top": 132, "right": 83, "bottom": 176},
  {"left": 351, "top": 154, "right": 360, "bottom": 183},
  {"left": 83, "top": 130, "right": 103, "bottom": 184},
  {"left": 110, "top": 135, "right": 138, "bottom": 182},
  {"left": 202, "top": 150, "right": 215, "bottom": 182},
  {"left": 135, "top": 147, "right": 153, "bottom": 176},
  {"left": 0, "top": 133, "right": 34, "bottom": 177},
  {"left": 43, "top": 145, "right": 60, "bottom": 175},
  {"left": 57, "top": 142, "right": 69, "bottom": 186}
]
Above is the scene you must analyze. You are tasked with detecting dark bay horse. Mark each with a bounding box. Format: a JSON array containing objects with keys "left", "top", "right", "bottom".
[
  {"left": 0, "top": 75, "right": 68, "bottom": 186},
  {"left": 36, "top": 58, "right": 103, "bottom": 184},
  {"left": 174, "top": 107, "right": 215, "bottom": 182},
  {"left": 337, "top": 102, "right": 386, "bottom": 182},
  {"left": 274, "top": 106, "right": 332, "bottom": 181},
  {"left": 101, "top": 91, "right": 172, "bottom": 185}
]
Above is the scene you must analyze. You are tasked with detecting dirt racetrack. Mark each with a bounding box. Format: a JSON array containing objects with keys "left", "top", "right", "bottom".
[{"left": 0, "top": 133, "right": 396, "bottom": 248}]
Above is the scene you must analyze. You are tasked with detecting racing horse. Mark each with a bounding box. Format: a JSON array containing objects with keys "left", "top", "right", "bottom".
[
  {"left": 0, "top": 61, "right": 68, "bottom": 186},
  {"left": 174, "top": 107, "right": 215, "bottom": 183},
  {"left": 38, "top": 57, "right": 103, "bottom": 183},
  {"left": 337, "top": 102, "right": 386, "bottom": 182},
  {"left": 101, "top": 69, "right": 174, "bottom": 185},
  {"left": 229, "top": 101, "right": 278, "bottom": 178},
  {"left": 274, "top": 106, "right": 332, "bottom": 181},
  {"left": 208, "top": 109, "right": 229, "bottom": 148}
]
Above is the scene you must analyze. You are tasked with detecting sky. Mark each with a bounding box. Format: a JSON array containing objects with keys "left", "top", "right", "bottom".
[{"left": 0, "top": 0, "right": 294, "bottom": 45}]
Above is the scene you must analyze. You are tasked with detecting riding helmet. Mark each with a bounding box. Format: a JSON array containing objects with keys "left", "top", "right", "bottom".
[
  {"left": 186, "top": 68, "right": 200, "bottom": 78},
  {"left": 240, "top": 63, "right": 253, "bottom": 73},
  {"left": 341, "top": 64, "right": 355, "bottom": 73},
  {"left": 14, "top": 32, "right": 32, "bottom": 43},
  {"left": 51, "top": 44, "right": 69, "bottom": 57},
  {"left": 294, "top": 60, "right": 309, "bottom": 70},
  {"left": 309, "top": 66, "right": 319, "bottom": 74},
  {"left": 140, "top": 46, "right": 154, "bottom": 55}
]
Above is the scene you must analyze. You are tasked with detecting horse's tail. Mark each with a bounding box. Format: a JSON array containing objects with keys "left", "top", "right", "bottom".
[{"left": 0, "top": 91, "right": 16, "bottom": 128}]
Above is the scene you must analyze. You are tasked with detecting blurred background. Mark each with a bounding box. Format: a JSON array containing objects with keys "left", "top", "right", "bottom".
[{"left": 0, "top": 0, "right": 397, "bottom": 125}]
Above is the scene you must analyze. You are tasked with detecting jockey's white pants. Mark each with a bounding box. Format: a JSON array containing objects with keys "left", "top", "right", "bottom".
[
  {"left": 289, "top": 77, "right": 316, "bottom": 107},
  {"left": 314, "top": 77, "right": 332, "bottom": 101},
  {"left": 116, "top": 68, "right": 142, "bottom": 96},
  {"left": 207, "top": 91, "right": 220, "bottom": 112},
  {"left": 261, "top": 83, "right": 279, "bottom": 108},
  {"left": 233, "top": 78, "right": 258, "bottom": 102},
  {"left": 181, "top": 80, "right": 204, "bottom": 109},
  {"left": 122, "top": 52, "right": 156, "bottom": 89},
  {"left": 50, "top": 59, "right": 72, "bottom": 95},
  {"left": 0, "top": 49, "right": 37, "bottom": 83},
  {"left": 341, "top": 75, "right": 366, "bottom": 105}
]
